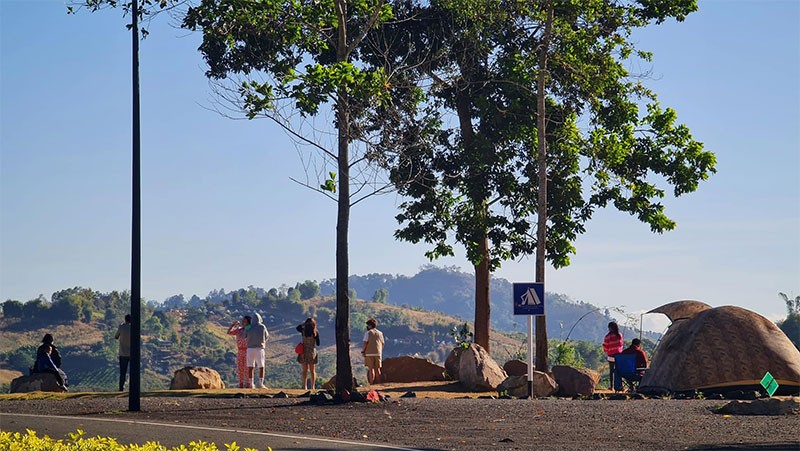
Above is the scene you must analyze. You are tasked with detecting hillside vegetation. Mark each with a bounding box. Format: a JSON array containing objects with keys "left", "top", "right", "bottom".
[{"left": 1, "top": 268, "right": 659, "bottom": 392}]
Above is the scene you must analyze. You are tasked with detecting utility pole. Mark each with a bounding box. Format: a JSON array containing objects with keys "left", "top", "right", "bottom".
[{"left": 129, "top": 0, "right": 142, "bottom": 412}]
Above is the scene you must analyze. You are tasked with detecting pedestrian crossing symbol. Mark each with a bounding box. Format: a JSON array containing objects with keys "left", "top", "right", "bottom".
[{"left": 513, "top": 282, "right": 545, "bottom": 315}]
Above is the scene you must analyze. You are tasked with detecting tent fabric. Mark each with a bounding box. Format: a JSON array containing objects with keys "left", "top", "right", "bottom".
[
  {"left": 647, "top": 300, "right": 711, "bottom": 322},
  {"left": 640, "top": 303, "right": 800, "bottom": 393}
]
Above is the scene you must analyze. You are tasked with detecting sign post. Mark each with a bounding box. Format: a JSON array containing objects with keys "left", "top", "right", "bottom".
[{"left": 513, "top": 282, "right": 545, "bottom": 398}]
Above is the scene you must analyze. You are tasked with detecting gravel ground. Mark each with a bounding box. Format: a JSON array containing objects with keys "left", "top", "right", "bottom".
[{"left": 1, "top": 396, "right": 799, "bottom": 451}]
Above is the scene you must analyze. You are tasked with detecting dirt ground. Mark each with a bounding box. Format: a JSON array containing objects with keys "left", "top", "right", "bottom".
[{"left": 1, "top": 383, "right": 798, "bottom": 451}]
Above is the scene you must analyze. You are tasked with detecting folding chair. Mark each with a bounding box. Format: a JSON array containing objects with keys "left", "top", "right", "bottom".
[{"left": 613, "top": 353, "right": 642, "bottom": 392}]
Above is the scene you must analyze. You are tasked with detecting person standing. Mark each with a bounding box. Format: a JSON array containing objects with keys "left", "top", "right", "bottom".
[
  {"left": 602, "top": 321, "right": 624, "bottom": 391},
  {"left": 296, "top": 318, "right": 320, "bottom": 390},
  {"left": 244, "top": 312, "right": 269, "bottom": 389},
  {"left": 361, "top": 317, "right": 384, "bottom": 385},
  {"left": 115, "top": 314, "right": 132, "bottom": 392},
  {"left": 227, "top": 315, "right": 251, "bottom": 388}
]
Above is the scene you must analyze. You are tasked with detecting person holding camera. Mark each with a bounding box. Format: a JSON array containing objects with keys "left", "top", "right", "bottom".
[{"left": 227, "top": 315, "right": 251, "bottom": 388}]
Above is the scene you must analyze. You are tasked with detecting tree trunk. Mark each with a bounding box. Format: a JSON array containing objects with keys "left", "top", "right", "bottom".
[
  {"left": 474, "top": 229, "right": 491, "bottom": 352},
  {"left": 455, "top": 87, "right": 491, "bottom": 353},
  {"left": 534, "top": 1, "right": 554, "bottom": 373},
  {"left": 334, "top": 0, "right": 354, "bottom": 395}
]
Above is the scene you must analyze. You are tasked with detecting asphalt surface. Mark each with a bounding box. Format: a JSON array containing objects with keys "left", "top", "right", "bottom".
[{"left": 0, "top": 412, "right": 423, "bottom": 451}]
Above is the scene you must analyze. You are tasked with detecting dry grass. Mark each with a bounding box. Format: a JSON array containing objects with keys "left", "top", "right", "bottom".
[
  {"left": 0, "top": 320, "right": 103, "bottom": 354},
  {"left": 0, "top": 380, "right": 500, "bottom": 401},
  {"left": 0, "top": 369, "right": 23, "bottom": 384}
]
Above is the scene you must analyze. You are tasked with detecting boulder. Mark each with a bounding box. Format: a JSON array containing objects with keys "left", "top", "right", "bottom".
[
  {"left": 322, "top": 375, "right": 336, "bottom": 390},
  {"left": 458, "top": 344, "right": 507, "bottom": 391},
  {"left": 551, "top": 365, "right": 600, "bottom": 397},
  {"left": 503, "top": 359, "right": 528, "bottom": 377},
  {"left": 10, "top": 373, "right": 65, "bottom": 393},
  {"left": 497, "top": 372, "right": 558, "bottom": 398},
  {"left": 321, "top": 375, "right": 358, "bottom": 390},
  {"left": 169, "top": 366, "right": 225, "bottom": 390},
  {"left": 382, "top": 356, "right": 449, "bottom": 383},
  {"left": 497, "top": 375, "right": 529, "bottom": 398},
  {"left": 444, "top": 347, "right": 464, "bottom": 380}
]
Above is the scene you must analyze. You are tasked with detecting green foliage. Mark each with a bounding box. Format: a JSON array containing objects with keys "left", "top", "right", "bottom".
[
  {"left": 371, "top": 288, "right": 389, "bottom": 304},
  {"left": 549, "top": 340, "right": 585, "bottom": 368},
  {"left": 450, "top": 323, "right": 474, "bottom": 349},
  {"left": 778, "top": 314, "right": 800, "bottom": 351},
  {"left": 143, "top": 315, "right": 164, "bottom": 338},
  {"left": 22, "top": 297, "right": 48, "bottom": 319},
  {"left": 0, "top": 429, "right": 264, "bottom": 451},
  {"left": 185, "top": 307, "right": 208, "bottom": 326},
  {"left": 320, "top": 172, "right": 337, "bottom": 193},
  {"left": 779, "top": 292, "right": 800, "bottom": 315},
  {"left": 3, "top": 344, "right": 37, "bottom": 372},
  {"left": 2, "top": 300, "right": 23, "bottom": 318},
  {"left": 296, "top": 280, "right": 321, "bottom": 300}
]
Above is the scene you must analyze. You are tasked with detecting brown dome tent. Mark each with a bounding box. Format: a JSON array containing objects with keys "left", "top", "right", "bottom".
[{"left": 640, "top": 301, "right": 800, "bottom": 395}]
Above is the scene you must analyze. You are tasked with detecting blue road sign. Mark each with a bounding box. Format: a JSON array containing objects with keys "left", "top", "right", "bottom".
[{"left": 513, "top": 282, "right": 545, "bottom": 315}]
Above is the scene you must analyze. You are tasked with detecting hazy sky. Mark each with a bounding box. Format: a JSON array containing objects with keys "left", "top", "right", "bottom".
[{"left": 1, "top": 0, "right": 798, "bottom": 329}]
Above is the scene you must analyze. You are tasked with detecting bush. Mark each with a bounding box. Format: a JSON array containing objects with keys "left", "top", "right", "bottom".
[
  {"left": 0, "top": 429, "right": 266, "bottom": 451},
  {"left": 549, "top": 340, "right": 585, "bottom": 368},
  {"left": 2, "top": 300, "right": 23, "bottom": 318},
  {"left": 3, "top": 344, "right": 37, "bottom": 372}
]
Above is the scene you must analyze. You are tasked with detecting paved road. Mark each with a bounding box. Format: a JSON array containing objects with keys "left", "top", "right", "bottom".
[{"left": 0, "top": 413, "right": 423, "bottom": 451}]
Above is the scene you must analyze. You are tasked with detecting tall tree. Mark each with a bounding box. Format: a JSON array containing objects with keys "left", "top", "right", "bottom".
[
  {"left": 534, "top": 0, "right": 555, "bottom": 371},
  {"left": 386, "top": 0, "right": 716, "bottom": 361},
  {"left": 182, "top": 0, "right": 409, "bottom": 395}
]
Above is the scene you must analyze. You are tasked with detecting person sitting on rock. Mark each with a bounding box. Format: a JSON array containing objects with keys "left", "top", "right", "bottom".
[
  {"left": 37, "top": 333, "right": 62, "bottom": 369},
  {"left": 33, "top": 344, "right": 67, "bottom": 391}
]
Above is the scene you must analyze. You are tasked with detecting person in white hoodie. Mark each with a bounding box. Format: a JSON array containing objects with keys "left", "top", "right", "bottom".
[{"left": 244, "top": 312, "right": 269, "bottom": 388}]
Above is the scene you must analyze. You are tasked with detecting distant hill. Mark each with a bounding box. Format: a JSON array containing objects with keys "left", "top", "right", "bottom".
[
  {"left": 0, "top": 294, "right": 527, "bottom": 392},
  {"left": 1, "top": 267, "right": 662, "bottom": 391},
  {"left": 319, "top": 265, "right": 660, "bottom": 342}
]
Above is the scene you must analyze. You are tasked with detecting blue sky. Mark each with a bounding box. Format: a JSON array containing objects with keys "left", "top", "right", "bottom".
[{"left": 1, "top": 0, "right": 798, "bottom": 330}]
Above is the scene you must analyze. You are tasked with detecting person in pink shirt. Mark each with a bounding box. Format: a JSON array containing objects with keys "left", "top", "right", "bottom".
[
  {"left": 602, "top": 321, "right": 624, "bottom": 390},
  {"left": 227, "top": 315, "right": 251, "bottom": 388}
]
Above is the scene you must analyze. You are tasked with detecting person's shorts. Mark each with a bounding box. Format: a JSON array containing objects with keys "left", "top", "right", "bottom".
[
  {"left": 364, "top": 355, "right": 382, "bottom": 369},
  {"left": 246, "top": 348, "right": 265, "bottom": 368}
]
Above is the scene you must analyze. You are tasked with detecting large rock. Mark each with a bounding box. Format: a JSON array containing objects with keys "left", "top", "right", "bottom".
[
  {"left": 445, "top": 347, "right": 465, "bottom": 380},
  {"left": 10, "top": 373, "right": 65, "bottom": 393},
  {"left": 322, "top": 375, "right": 337, "bottom": 390},
  {"left": 503, "top": 359, "right": 528, "bottom": 377},
  {"left": 382, "top": 356, "right": 449, "bottom": 383},
  {"left": 169, "top": 366, "right": 225, "bottom": 390},
  {"left": 497, "top": 372, "right": 558, "bottom": 398},
  {"left": 321, "top": 375, "right": 358, "bottom": 390},
  {"left": 551, "top": 365, "right": 600, "bottom": 397},
  {"left": 458, "top": 344, "right": 507, "bottom": 391}
]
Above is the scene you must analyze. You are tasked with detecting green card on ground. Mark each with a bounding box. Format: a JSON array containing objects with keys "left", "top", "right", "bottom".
[{"left": 760, "top": 372, "right": 779, "bottom": 397}]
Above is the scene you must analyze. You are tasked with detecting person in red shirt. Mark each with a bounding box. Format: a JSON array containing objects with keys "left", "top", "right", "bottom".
[
  {"left": 621, "top": 338, "right": 648, "bottom": 374},
  {"left": 602, "top": 322, "right": 624, "bottom": 390},
  {"left": 227, "top": 316, "right": 251, "bottom": 388}
]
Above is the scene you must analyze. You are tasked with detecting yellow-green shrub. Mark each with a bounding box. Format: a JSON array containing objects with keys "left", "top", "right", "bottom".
[{"left": 0, "top": 429, "right": 268, "bottom": 451}]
